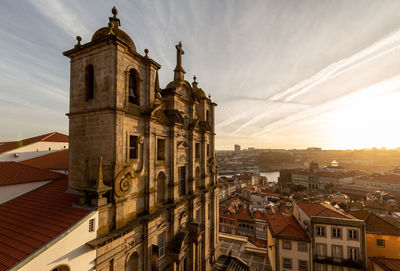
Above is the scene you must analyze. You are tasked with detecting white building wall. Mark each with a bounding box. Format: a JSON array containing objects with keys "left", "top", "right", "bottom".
[
  {"left": 0, "top": 181, "right": 52, "bottom": 204},
  {"left": 16, "top": 211, "right": 98, "bottom": 271},
  {"left": 0, "top": 142, "right": 68, "bottom": 161}
]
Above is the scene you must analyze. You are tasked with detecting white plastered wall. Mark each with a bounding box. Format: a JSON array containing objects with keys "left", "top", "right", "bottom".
[{"left": 16, "top": 210, "right": 98, "bottom": 271}]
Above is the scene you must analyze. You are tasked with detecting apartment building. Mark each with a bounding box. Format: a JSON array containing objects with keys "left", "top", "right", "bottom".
[
  {"left": 265, "top": 212, "right": 311, "bottom": 271},
  {"left": 293, "top": 202, "right": 367, "bottom": 271}
]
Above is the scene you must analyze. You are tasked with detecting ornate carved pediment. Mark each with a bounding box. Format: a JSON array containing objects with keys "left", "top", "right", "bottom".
[
  {"left": 198, "top": 120, "right": 211, "bottom": 132},
  {"left": 164, "top": 109, "right": 185, "bottom": 125},
  {"left": 177, "top": 141, "right": 189, "bottom": 149}
]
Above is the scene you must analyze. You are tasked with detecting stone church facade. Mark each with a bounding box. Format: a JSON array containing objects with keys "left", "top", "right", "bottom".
[{"left": 64, "top": 7, "right": 219, "bottom": 271}]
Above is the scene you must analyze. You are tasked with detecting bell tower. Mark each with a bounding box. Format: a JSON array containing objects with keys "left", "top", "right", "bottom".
[
  {"left": 64, "top": 7, "right": 160, "bottom": 205},
  {"left": 64, "top": 7, "right": 220, "bottom": 271}
]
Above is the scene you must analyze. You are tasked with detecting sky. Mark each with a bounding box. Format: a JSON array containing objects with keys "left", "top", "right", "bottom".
[{"left": 2, "top": 1, "right": 400, "bottom": 150}]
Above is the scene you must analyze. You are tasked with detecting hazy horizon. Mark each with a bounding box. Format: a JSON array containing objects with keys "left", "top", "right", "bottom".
[{"left": 2, "top": 1, "right": 400, "bottom": 150}]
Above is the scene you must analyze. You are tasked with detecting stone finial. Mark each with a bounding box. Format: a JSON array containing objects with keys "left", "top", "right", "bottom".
[
  {"left": 108, "top": 22, "right": 115, "bottom": 35},
  {"left": 112, "top": 6, "right": 118, "bottom": 17},
  {"left": 144, "top": 48, "right": 149, "bottom": 58},
  {"left": 192, "top": 75, "right": 198, "bottom": 88},
  {"left": 75, "top": 36, "right": 82, "bottom": 48},
  {"left": 109, "top": 6, "right": 121, "bottom": 28},
  {"left": 208, "top": 94, "right": 211, "bottom": 99}
]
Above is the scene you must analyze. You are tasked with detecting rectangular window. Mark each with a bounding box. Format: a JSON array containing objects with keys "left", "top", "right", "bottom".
[
  {"left": 195, "top": 143, "right": 200, "bottom": 159},
  {"left": 332, "top": 227, "right": 341, "bottom": 238},
  {"left": 158, "top": 231, "right": 165, "bottom": 259},
  {"left": 316, "top": 243, "right": 327, "bottom": 256},
  {"left": 348, "top": 229, "right": 358, "bottom": 241},
  {"left": 298, "top": 242, "right": 307, "bottom": 252},
  {"left": 348, "top": 247, "right": 359, "bottom": 261},
  {"left": 157, "top": 138, "right": 165, "bottom": 160},
  {"left": 178, "top": 166, "right": 186, "bottom": 196},
  {"left": 283, "top": 240, "right": 292, "bottom": 250},
  {"left": 332, "top": 245, "right": 343, "bottom": 259},
  {"left": 283, "top": 258, "right": 292, "bottom": 269},
  {"left": 316, "top": 226, "right": 326, "bottom": 237},
  {"left": 89, "top": 218, "right": 95, "bottom": 232},
  {"left": 196, "top": 209, "right": 200, "bottom": 221},
  {"left": 207, "top": 143, "right": 210, "bottom": 157},
  {"left": 129, "top": 135, "right": 138, "bottom": 159},
  {"left": 377, "top": 239, "right": 385, "bottom": 248},
  {"left": 299, "top": 260, "right": 308, "bottom": 271}
]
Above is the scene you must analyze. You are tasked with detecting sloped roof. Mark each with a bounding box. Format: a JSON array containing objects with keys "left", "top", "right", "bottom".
[
  {"left": 296, "top": 202, "right": 352, "bottom": 219},
  {"left": 0, "top": 132, "right": 68, "bottom": 153},
  {"left": 252, "top": 210, "right": 267, "bottom": 222},
  {"left": 349, "top": 209, "right": 400, "bottom": 236},
  {"left": 0, "top": 177, "right": 91, "bottom": 270},
  {"left": 265, "top": 212, "right": 310, "bottom": 242},
  {"left": 21, "top": 149, "right": 68, "bottom": 170},
  {"left": 370, "top": 257, "right": 400, "bottom": 271},
  {"left": 0, "top": 162, "right": 63, "bottom": 186},
  {"left": 237, "top": 207, "right": 252, "bottom": 222}
]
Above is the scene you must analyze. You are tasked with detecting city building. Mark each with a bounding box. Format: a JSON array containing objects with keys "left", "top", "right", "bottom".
[
  {"left": 0, "top": 132, "right": 68, "bottom": 162},
  {"left": 0, "top": 161, "right": 63, "bottom": 204},
  {"left": 293, "top": 201, "right": 367, "bottom": 271},
  {"left": 265, "top": 212, "right": 311, "bottom": 271},
  {"left": 0, "top": 177, "right": 97, "bottom": 271},
  {"left": 350, "top": 209, "right": 400, "bottom": 271},
  {"left": 235, "top": 145, "right": 241, "bottom": 152},
  {"left": 290, "top": 162, "right": 356, "bottom": 191},
  {"left": 63, "top": 7, "right": 219, "bottom": 271}
]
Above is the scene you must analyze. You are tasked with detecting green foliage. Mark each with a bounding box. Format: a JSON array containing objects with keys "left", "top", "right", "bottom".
[{"left": 256, "top": 151, "right": 294, "bottom": 165}]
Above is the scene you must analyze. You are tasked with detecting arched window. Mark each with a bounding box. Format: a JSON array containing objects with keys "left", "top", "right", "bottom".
[
  {"left": 157, "top": 172, "right": 166, "bottom": 203},
  {"left": 85, "top": 65, "right": 94, "bottom": 101},
  {"left": 126, "top": 252, "right": 139, "bottom": 271},
  {"left": 206, "top": 110, "right": 210, "bottom": 124},
  {"left": 51, "top": 264, "right": 70, "bottom": 271},
  {"left": 128, "top": 69, "right": 139, "bottom": 105}
]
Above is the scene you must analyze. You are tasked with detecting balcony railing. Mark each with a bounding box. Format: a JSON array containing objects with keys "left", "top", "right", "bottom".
[{"left": 314, "top": 255, "right": 363, "bottom": 269}]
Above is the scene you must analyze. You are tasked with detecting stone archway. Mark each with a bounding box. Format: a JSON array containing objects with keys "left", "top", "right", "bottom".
[{"left": 126, "top": 252, "right": 139, "bottom": 271}]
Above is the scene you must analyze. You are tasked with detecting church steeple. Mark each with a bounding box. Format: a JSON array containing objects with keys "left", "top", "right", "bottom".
[{"left": 174, "top": 41, "right": 186, "bottom": 82}]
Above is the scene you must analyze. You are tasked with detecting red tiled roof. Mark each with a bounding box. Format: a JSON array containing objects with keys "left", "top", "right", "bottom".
[
  {"left": 0, "top": 162, "right": 63, "bottom": 186},
  {"left": 0, "top": 132, "right": 68, "bottom": 153},
  {"left": 265, "top": 212, "right": 310, "bottom": 242},
  {"left": 253, "top": 210, "right": 267, "bottom": 221},
  {"left": 0, "top": 177, "right": 91, "bottom": 270},
  {"left": 370, "top": 257, "right": 400, "bottom": 271},
  {"left": 296, "top": 202, "right": 352, "bottom": 219},
  {"left": 350, "top": 209, "right": 400, "bottom": 236},
  {"left": 237, "top": 207, "right": 252, "bottom": 222},
  {"left": 21, "top": 149, "right": 68, "bottom": 170}
]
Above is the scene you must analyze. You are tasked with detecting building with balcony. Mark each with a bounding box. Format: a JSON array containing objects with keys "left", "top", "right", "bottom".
[{"left": 293, "top": 202, "right": 367, "bottom": 271}]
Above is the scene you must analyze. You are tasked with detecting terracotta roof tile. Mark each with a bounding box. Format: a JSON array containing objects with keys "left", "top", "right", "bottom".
[
  {"left": 370, "top": 257, "right": 400, "bottom": 271},
  {"left": 265, "top": 212, "right": 310, "bottom": 242},
  {"left": 0, "top": 132, "right": 68, "bottom": 154},
  {"left": 0, "top": 162, "right": 63, "bottom": 186},
  {"left": 253, "top": 210, "right": 266, "bottom": 221},
  {"left": 237, "top": 207, "right": 252, "bottom": 222},
  {"left": 0, "top": 177, "right": 91, "bottom": 270},
  {"left": 350, "top": 209, "right": 400, "bottom": 236},
  {"left": 21, "top": 149, "right": 68, "bottom": 170},
  {"left": 296, "top": 202, "right": 352, "bottom": 219}
]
